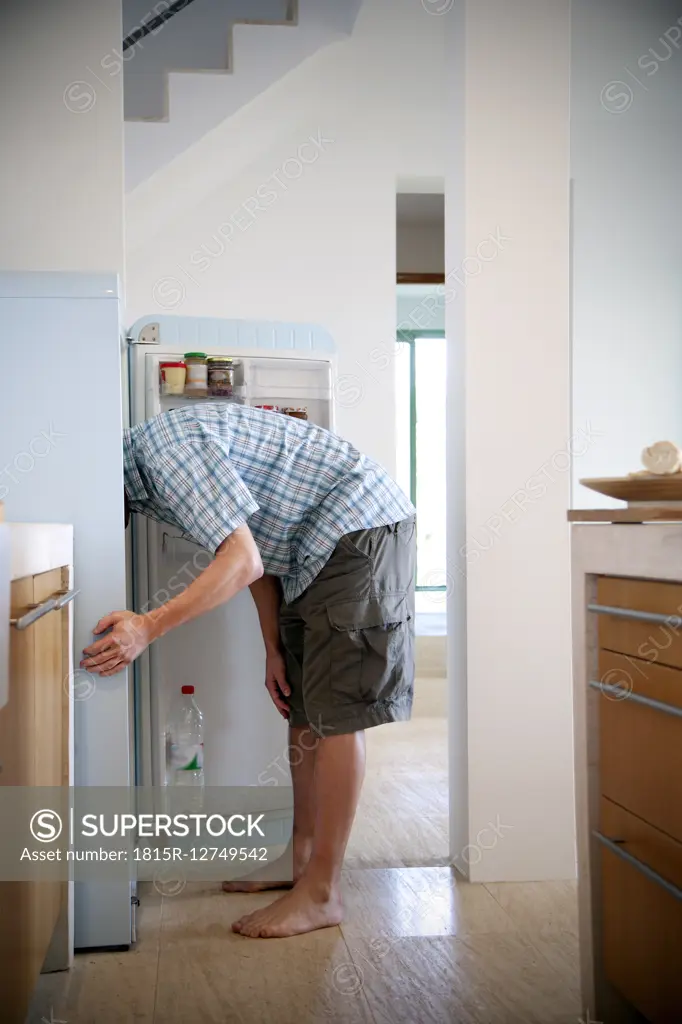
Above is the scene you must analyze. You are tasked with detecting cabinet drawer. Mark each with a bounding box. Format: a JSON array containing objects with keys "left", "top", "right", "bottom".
[
  {"left": 598, "top": 650, "right": 682, "bottom": 712},
  {"left": 599, "top": 803, "right": 682, "bottom": 1023},
  {"left": 596, "top": 576, "right": 682, "bottom": 669},
  {"left": 600, "top": 797, "right": 682, "bottom": 891},
  {"left": 598, "top": 672, "right": 682, "bottom": 843}
]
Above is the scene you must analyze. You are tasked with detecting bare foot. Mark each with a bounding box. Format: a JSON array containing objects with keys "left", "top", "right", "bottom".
[{"left": 231, "top": 879, "right": 343, "bottom": 938}]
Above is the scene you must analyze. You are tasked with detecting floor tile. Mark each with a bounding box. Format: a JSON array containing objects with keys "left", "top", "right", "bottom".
[
  {"left": 343, "top": 931, "right": 581, "bottom": 1024},
  {"left": 29, "top": 882, "right": 162, "bottom": 1024},
  {"left": 342, "top": 866, "right": 516, "bottom": 941},
  {"left": 154, "top": 884, "right": 373, "bottom": 1024},
  {"left": 483, "top": 881, "right": 579, "bottom": 939},
  {"left": 346, "top": 719, "right": 448, "bottom": 869},
  {"left": 483, "top": 881, "right": 581, "bottom": 1008}
]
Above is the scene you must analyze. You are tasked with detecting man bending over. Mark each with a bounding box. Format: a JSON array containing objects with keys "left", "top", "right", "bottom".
[{"left": 82, "top": 403, "right": 416, "bottom": 939}]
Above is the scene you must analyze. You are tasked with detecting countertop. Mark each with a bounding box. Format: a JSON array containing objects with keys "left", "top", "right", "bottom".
[{"left": 6, "top": 523, "right": 74, "bottom": 580}]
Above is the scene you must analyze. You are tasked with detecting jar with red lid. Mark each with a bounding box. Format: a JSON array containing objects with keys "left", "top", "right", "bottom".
[{"left": 160, "top": 361, "right": 186, "bottom": 396}]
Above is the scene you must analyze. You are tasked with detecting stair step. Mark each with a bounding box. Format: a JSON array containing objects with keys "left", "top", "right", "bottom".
[
  {"left": 123, "top": 0, "right": 294, "bottom": 122},
  {"left": 124, "top": 0, "right": 362, "bottom": 190}
]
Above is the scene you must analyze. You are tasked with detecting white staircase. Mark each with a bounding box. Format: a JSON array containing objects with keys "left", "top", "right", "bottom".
[{"left": 124, "top": 0, "right": 362, "bottom": 191}]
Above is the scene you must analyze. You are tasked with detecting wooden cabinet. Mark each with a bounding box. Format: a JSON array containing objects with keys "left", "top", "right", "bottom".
[
  {"left": 592, "top": 575, "right": 682, "bottom": 1023},
  {"left": 600, "top": 799, "right": 682, "bottom": 1023},
  {"left": 0, "top": 567, "right": 71, "bottom": 1024}
]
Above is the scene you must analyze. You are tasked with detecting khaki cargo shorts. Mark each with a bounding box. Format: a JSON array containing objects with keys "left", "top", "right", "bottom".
[{"left": 280, "top": 516, "right": 416, "bottom": 736}]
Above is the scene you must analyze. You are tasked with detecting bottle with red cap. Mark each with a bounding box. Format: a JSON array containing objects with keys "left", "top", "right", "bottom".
[{"left": 166, "top": 685, "right": 205, "bottom": 789}]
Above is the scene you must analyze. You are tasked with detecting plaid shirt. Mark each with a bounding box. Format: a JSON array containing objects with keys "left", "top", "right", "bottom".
[{"left": 124, "top": 404, "right": 415, "bottom": 603}]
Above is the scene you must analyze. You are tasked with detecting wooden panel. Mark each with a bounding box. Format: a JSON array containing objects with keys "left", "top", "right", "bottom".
[
  {"left": 0, "top": 571, "right": 69, "bottom": 1023},
  {"left": 396, "top": 272, "right": 445, "bottom": 284},
  {"left": 597, "top": 576, "right": 682, "bottom": 670},
  {"left": 33, "top": 568, "right": 63, "bottom": 788},
  {"left": 599, "top": 685, "right": 682, "bottom": 844},
  {"left": 0, "top": 577, "right": 36, "bottom": 786},
  {"left": 31, "top": 569, "right": 65, "bottom": 972},
  {"left": 602, "top": 841, "right": 682, "bottom": 1023},
  {"left": 601, "top": 797, "right": 682, "bottom": 891},
  {"left": 0, "top": 577, "right": 36, "bottom": 1023},
  {"left": 598, "top": 650, "right": 682, "bottom": 712}
]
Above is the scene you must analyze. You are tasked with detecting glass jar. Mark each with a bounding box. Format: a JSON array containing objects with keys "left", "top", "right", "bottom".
[
  {"left": 160, "top": 361, "right": 186, "bottom": 396},
  {"left": 207, "top": 357, "right": 234, "bottom": 398},
  {"left": 184, "top": 353, "right": 208, "bottom": 397}
]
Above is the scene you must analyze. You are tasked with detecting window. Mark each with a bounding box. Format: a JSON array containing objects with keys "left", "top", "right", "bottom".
[{"left": 395, "top": 331, "right": 447, "bottom": 618}]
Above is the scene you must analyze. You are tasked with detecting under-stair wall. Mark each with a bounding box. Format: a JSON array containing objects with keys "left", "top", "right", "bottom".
[{"left": 123, "top": 0, "right": 363, "bottom": 190}]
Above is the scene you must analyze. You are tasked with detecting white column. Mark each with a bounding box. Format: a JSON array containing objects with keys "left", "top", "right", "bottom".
[
  {"left": 0, "top": 0, "right": 124, "bottom": 274},
  {"left": 447, "top": 0, "right": 574, "bottom": 881}
]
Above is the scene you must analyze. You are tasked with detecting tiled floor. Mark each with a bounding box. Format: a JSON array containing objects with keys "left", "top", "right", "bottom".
[
  {"left": 30, "top": 718, "right": 580, "bottom": 1024},
  {"left": 31, "top": 872, "right": 580, "bottom": 1024},
  {"left": 346, "top": 718, "right": 449, "bottom": 869}
]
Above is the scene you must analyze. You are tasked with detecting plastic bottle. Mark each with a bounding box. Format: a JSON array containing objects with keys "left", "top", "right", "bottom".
[{"left": 166, "top": 685, "right": 205, "bottom": 788}]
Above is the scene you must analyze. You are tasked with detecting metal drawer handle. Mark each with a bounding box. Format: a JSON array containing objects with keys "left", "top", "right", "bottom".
[
  {"left": 587, "top": 602, "right": 682, "bottom": 628},
  {"left": 10, "top": 588, "right": 78, "bottom": 630},
  {"left": 594, "top": 830, "right": 682, "bottom": 901},
  {"left": 589, "top": 680, "right": 682, "bottom": 719}
]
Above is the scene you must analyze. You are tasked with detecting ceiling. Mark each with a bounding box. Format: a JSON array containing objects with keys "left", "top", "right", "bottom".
[{"left": 396, "top": 192, "right": 444, "bottom": 227}]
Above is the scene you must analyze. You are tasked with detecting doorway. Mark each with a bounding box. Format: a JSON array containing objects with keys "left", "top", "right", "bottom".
[{"left": 345, "top": 191, "right": 449, "bottom": 870}]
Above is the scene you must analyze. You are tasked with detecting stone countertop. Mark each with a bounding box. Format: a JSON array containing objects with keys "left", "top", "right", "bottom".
[{"left": 5, "top": 523, "right": 74, "bottom": 580}]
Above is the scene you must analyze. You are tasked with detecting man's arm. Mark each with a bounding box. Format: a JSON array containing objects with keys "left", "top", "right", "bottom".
[
  {"left": 249, "top": 574, "right": 283, "bottom": 654},
  {"left": 82, "top": 525, "right": 263, "bottom": 676},
  {"left": 249, "top": 574, "right": 291, "bottom": 717}
]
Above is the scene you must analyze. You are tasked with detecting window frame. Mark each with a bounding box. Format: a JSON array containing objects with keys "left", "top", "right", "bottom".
[{"left": 396, "top": 328, "right": 447, "bottom": 594}]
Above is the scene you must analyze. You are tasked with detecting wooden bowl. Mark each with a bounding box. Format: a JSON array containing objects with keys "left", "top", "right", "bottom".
[{"left": 579, "top": 475, "right": 682, "bottom": 502}]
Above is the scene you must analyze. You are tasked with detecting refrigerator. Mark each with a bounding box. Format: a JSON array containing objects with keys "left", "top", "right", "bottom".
[
  {"left": 0, "top": 274, "right": 336, "bottom": 950},
  {"left": 127, "top": 314, "right": 336, "bottom": 794},
  {"left": 0, "top": 272, "right": 132, "bottom": 950}
]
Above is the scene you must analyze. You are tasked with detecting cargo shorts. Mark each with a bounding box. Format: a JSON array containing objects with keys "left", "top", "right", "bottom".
[{"left": 279, "top": 515, "right": 416, "bottom": 735}]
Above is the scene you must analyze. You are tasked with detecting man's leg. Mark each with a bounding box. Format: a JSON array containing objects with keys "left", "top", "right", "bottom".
[
  {"left": 231, "top": 517, "right": 415, "bottom": 936},
  {"left": 222, "top": 724, "right": 318, "bottom": 893},
  {"left": 231, "top": 728, "right": 365, "bottom": 937}
]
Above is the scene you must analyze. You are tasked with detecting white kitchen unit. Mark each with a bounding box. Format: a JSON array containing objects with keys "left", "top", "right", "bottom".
[
  {"left": 0, "top": 272, "right": 131, "bottom": 951},
  {"left": 127, "top": 315, "right": 336, "bottom": 792}
]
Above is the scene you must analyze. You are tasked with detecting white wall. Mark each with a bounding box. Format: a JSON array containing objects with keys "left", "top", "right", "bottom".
[
  {"left": 0, "top": 0, "right": 125, "bottom": 275},
  {"left": 126, "top": 0, "right": 445, "bottom": 474},
  {"left": 447, "top": 0, "right": 574, "bottom": 880},
  {"left": 397, "top": 222, "right": 445, "bottom": 275},
  {"left": 571, "top": 0, "right": 682, "bottom": 506}
]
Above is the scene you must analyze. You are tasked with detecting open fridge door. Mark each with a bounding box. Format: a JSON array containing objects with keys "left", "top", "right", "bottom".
[{"left": 128, "top": 319, "right": 334, "bottom": 790}]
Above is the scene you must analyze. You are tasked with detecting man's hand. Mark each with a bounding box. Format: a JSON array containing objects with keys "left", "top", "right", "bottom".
[
  {"left": 81, "top": 611, "right": 155, "bottom": 676},
  {"left": 265, "top": 649, "right": 291, "bottom": 719}
]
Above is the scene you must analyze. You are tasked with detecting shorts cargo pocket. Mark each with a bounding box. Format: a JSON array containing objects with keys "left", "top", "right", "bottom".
[{"left": 326, "top": 592, "right": 412, "bottom": 705}]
